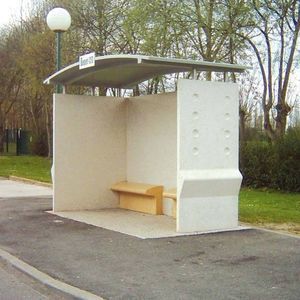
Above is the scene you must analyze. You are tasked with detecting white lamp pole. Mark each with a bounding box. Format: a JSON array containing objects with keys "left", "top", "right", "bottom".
[{"left": 46, "top": 7, "right": 71, "bottom": 93}]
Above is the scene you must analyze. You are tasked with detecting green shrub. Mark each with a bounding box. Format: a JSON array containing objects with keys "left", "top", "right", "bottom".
[
  {"left": 274, "top": 129, "right": 300, "bottom": 192},
  {"left": 240, "top": 141, "right": 276, "bottom": 188},
  {"left": 240, "top": 128, "right": 300, "bottom": 192}
]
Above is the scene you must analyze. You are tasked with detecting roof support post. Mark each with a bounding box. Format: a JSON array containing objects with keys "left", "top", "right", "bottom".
[
  {"left": 192, "top": 68, "right": 197, "bottom": 80},
  {"left": 224, "top": 72, "right": 229, "bottom": 82}
]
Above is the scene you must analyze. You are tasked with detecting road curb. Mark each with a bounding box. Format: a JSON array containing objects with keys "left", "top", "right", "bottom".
[
  {"left": 0, "top": 247, "right": 105, "bottom": 300},
  {"left": 9, "top": 176, "right": 52, "bottom": 188}
]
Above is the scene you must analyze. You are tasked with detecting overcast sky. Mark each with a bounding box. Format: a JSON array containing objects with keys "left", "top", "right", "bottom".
[{"left": 0, "top": 0, "right": 31, "bottom": 27}]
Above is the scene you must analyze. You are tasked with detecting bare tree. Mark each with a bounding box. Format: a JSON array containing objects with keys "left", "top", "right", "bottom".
[
  {"left": 240, "top": 0, "right": 300, "bottom": 140},
  {"left": 174, "top": 0, "right": 250, "bottom": 80},
  {"left": 0, "top": 28, "right": 23, "bottom": 152}
]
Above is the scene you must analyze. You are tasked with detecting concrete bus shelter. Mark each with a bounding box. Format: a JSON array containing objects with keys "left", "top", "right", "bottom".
[{"left": 44, "top": 55, "right": 247, "bottom": 237}]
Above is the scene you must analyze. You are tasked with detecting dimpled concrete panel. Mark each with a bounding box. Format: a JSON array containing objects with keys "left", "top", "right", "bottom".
[{"left": 177, "top": 79, "right": 242, "bottom": 232}]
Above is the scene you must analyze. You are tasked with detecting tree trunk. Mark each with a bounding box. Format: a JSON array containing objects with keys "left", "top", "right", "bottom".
[
  {"left": 275, "top": 102, "right": 291, "bottom": 138},
  {"left": 133, "top": 85, "right": 140, "bottom": 97},
  {"left": 0, "top": 124, "right": 4, "bottom": 153},
  {"left": 239, "top": 109, "right": 246, "bottom": 143}
]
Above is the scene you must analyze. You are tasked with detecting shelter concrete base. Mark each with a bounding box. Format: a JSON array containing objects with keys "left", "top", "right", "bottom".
[{"left": 48, "top": 208, "right": 249, "bottom": 239}]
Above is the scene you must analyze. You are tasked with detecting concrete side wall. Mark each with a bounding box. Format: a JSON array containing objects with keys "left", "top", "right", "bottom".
[
  {"left": 126, "top": 93, "right": 177, "bottom": 215},
  {"left": 177, "top": 79, "right": 242, "bottom": 232},
  {"left": 53, "top": 94, "right": 126, "bottom": 211}
]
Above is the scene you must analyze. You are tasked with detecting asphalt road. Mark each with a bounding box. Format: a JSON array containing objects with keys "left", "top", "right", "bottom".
[{"left": 0, "top": 195, "right": 299, "bottom": 300}]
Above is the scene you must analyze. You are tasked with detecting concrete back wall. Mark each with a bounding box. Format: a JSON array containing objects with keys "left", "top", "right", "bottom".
[
  {"left": 126, "top": 93, "right": 177, "bottom": 187},
  {"left": 53, "top": 94, "right": 126, "bottom": 211}
]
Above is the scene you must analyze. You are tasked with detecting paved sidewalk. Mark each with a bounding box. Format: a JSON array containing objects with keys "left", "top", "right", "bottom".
[
  {"left": 0, "top": 261, "right": 48, "bottom": 300},
  {"left": 0, "top": 259, "right": 71, "bottom": 300},
  {"left": 0, "top": 179, "right": 52, "bottom": 198},
  {"left": 0, "top": 180, "right": 299, "bottom": 299}
]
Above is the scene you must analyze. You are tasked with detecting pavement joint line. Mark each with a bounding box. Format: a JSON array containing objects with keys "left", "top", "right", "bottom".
[
  {"left": 0, "top": 247, "right": 105, "bottom": 300},
  {"left": 239, "top": 222, "right": 300, "bottom": 239},
  {"left": 253, "top": 226, "right": 300, "bottom": 239}
]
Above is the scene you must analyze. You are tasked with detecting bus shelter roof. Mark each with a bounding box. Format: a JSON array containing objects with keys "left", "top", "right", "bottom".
[{"left": 44, "top": 54, "right": 248, "bottom": 89}]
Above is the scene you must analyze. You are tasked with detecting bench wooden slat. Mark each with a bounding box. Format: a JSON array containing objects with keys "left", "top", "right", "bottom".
[
  {"left": 163, "top": 188, "right": 177, "bottom": 200},
  {"left": 111, "top": 181, "right": 163, "bottom": 196}
]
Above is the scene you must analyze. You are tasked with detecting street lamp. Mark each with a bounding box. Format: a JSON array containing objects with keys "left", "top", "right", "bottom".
[{"left": 46, "top": 7, "right": 71, "bottom": 93}]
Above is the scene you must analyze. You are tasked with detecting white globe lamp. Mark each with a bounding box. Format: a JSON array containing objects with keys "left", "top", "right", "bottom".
[{"left": 46, "top": 7, "right": 71, "bottom": 32}]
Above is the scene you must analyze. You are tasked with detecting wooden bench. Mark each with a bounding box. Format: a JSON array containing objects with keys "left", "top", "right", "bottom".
[
  {"left": 163, "top": 188, "right": 177, "bottom": 218},
  {"left": 111, "top": 181, "right": 163, "bottom": 215}
]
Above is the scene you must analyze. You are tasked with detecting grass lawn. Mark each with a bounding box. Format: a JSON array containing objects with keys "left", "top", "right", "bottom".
[
  {"left": 239, "top": 188, "right": 300, "bottom": 224},
  {"left": 0, "top": 155, "right": 51, "bottom": 183}
]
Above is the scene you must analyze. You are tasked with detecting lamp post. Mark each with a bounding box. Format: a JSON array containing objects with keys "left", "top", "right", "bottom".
[{"left": 46, "top": 7, "right": 71, "bottom": 93}]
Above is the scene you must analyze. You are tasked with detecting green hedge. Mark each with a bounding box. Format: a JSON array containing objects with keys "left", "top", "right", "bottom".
[{"left": 240, "top": 128, "right": 300, "bottom": 192}]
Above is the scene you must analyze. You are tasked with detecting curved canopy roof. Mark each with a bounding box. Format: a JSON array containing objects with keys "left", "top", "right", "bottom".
[{"left": 44, "top": 54, "right": 247, "bottom": 89}]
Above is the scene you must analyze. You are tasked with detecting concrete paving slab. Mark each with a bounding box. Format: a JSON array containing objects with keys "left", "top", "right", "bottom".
[
  {"left": 51, "top": 208, "right": 249, "bottom": 239},
  {"left": 0, "top": 179, "right": 52, "bottom": 198},
  {"left": 0, "top": 196, "right": 299, "bottom": 300}
]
